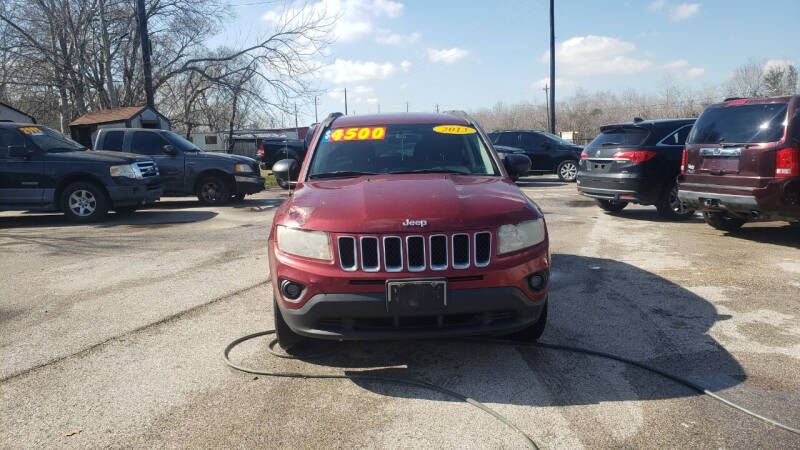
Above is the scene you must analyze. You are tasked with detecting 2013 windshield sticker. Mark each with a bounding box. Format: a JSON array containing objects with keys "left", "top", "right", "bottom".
[
  {"left": 433, "top": 125, "right": 476, "bottom": 134},
  {"left": 19, "top": 127, "right": 44, "bottom": 135},
  {"left": 322, "top": 126, "right": 387, "bottom": 142}
]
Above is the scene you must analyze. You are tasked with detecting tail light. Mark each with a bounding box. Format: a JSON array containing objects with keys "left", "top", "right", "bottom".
[
  {"left": 680, "top": 149, "right": 687, "bottom": 174},
  {"left": 580, "top": 150, "right": 589, "bottom": 159},
  {"left": 611, "top": 150, "right": 657, "bottom": 164},
  {"left": 258, "top": 144, "right": 265, "bottom": 158},
  {"left": 775, "top": 147, "right": 799, "bottom": 178}
]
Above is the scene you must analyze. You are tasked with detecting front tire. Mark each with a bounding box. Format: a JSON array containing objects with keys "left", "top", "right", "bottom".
[
  {"left": 197, "top": 175, "right": 231, "bottom": 205},
  {"left": 596, "top": 199, "right": 628, "bottom": 212},
  {"left": 505, "top": 301, "right": 547, "bottom": 341},
  {"left": 61, "top": 181, "right": 108, "bottom": 223},
  {"left": 703, "top": 211, "right": 746, "bottom": 232},
  {"left": 274, "top": 297, "right": 306, "bottom": 351},
  {"left": 656, "top": 183, "right": 695, "bottom": 220},
  {"left": 557, "top": 160, "right": 578, "bottom": 182}
]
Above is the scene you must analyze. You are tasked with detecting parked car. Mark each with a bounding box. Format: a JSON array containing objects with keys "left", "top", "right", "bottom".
[
  {"left": 94, "top": 128, "right": 264, "bottom": 204},
  {"left": 678, "top": 96, "right": 800, "bottom": 231},
  {"left": 0, "top": 123, "right": 162, "bottom": 222},
  {"left": 268, "top": 112, "right": 544, "bottom": 350},
  {"left": 487, "top": 130, "right": 583, "bottom": 181},
  {"left": 576, "top": 118, "right": 696, "bottom": 219}
]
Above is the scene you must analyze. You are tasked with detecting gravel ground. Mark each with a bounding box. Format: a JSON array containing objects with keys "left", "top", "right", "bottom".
[{"left": 1, "top": 177, "right": 799, "bottom": 448}]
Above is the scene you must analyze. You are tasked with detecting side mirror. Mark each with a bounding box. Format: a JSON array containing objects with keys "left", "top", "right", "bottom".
[
  {"left": 8, "top": 145, "right": 32, "bottom": 158},
  {"left": 272, "top": 158, "right": 300, "bottom": 183},
  {"left": 503, "top": 154, "right": 531, "bottom": 178},
  {"left": 163, "top": 145, "right": 178, "bottom": 156}
]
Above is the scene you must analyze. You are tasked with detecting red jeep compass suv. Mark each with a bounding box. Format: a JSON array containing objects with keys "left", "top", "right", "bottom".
[
  {"left": 678, "top": 96, "right": 800, "bottom": 231},
  {"left": 267, "top": 112, "right": 548, "bottom": 349}
]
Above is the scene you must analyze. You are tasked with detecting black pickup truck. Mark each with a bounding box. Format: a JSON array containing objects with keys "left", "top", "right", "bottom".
[
  {"left": 0, "top": 123, "right": 163, "bottom": 222},
  {"left": 95, "top": 128, "right": 264, "bottom": 204}
]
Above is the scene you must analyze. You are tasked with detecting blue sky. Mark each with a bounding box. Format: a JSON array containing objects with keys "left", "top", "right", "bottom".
[{"left": 214, "top": 0, "right": 799, "bottom": 125}]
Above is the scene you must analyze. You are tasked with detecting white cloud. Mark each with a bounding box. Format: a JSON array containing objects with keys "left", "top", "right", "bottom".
[
  {"left": 263, "top": 0, "right": 404, "bottom": 43},
  {"left": 533, "top": 78, "right": 577, "bottom": 89},
  {"left": 366, "top": 98, "right": 379, "bottom": 105},
  {"left": 663, "top": 59, "right": 690, "bottom": 69},
  {"left": 322, "top": 59, "right": 397, "bottom": 84},
  {"left": 685, "top": 67, "right": 705, "bottom": 78},
  {"left": 400, "top": 60, "right": 412, "bottom": 72},
  {"left": 671, "top": 2, "right": 700, "bottom": 21},
  {"left": 375, "top": 30, "right": 421, "bottom": 46},
  {"left": 648, "top": 0, "right": 666, "bottom": 11},
  {"left": 427, "top": 47, "right": 469, "bottom": 64},
  {"left": 541, "top": 35, "right": 653, "bottom": 76},
  {"left": 352, "top": 85, "right": 374, "bottom": 94},
  {"left": 764, "top": 59, "right": 794, "bottom": 73}
]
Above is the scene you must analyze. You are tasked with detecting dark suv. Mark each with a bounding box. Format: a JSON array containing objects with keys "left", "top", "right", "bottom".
[
  {"left": 0, "top": 123, "right": 162, "bottom": 222},
  {"left": 679, "top": 96, "right": 800, "bottom": 231},
  {"left": 577, "top": 118, "right": 696, "bottom": 219},
  {"left": 488, "top": 130, "right": 583, "bottom": 181},
  {"left": 95, "top": 128, "right": 264, "bottom": 205}
]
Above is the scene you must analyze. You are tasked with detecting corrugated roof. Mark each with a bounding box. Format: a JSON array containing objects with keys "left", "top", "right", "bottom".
[{"left": 69, "top": 106, "right": 146, "bottom": 126}]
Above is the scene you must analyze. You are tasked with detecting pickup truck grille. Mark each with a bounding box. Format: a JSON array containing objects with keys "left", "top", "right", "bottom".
[
  {"left": 134, "top": 161, "right": 159, "bottom": 178},
  {"left": 336, "top": 231, "right": 492, "bottom": 272}
]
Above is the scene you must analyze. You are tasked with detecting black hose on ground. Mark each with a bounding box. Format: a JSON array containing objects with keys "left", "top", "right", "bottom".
[{"left": 223, "top": 331, "right": 800, "bottom": 448}]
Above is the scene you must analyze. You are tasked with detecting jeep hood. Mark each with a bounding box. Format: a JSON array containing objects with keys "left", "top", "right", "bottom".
[
  {"left": 58, "top": 149, "right": 151, "bottom": 164},
  {"left": 283, "top": 174, "right": 541, "bottom": 233}
]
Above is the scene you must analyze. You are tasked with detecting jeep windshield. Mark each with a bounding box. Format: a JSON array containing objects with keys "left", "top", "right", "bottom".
[
  {"left": 688, "top": 102, "right": 788, "bottom": 145},
  {"left": 307, "top": 123, "right": 500, "bottom": 180}
]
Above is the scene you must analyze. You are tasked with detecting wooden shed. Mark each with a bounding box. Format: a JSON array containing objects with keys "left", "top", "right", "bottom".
[{"left": 69, "top": 105, "right": 170, "bottom": 148}]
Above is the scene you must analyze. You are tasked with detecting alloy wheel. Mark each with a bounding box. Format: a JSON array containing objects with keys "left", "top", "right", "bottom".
[
  {"left": 668, "top": 185, "right": 690, "bottom": 215},
  {"left": 560, "top": 161, "right": 577, "bottom": 181},
  {"left": 68, "top": 189, "right": 97, "bottom": 217},
  {"left": 201, "top": 182, "right": 221, "bottom": 203}
]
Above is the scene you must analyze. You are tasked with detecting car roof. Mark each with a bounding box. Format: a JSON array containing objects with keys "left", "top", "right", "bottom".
[
  {"left": 331, "top": 112, "right": 469, "bottom": 127},
  {"left": 706, "top": 95, "right": 799, "bottom": 109},
  {"left": 603, "top": 118, "right": 695, "bottom": 128}
]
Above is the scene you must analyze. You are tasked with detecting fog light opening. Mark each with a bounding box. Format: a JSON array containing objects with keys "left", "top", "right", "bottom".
[
  {"left": 527, "top": 271, "right": 548, "bottom": 292},
  {"left": 280, "top": 279, "right": 305, "bottom": 301}
]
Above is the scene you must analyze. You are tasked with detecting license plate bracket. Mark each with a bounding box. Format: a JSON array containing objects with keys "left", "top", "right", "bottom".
[{"left": 386, "top": 279, "right": 447, "bottom": 314}]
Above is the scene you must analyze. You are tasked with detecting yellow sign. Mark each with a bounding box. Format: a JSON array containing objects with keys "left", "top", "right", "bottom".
[
  {"left": 19, "top": 127, "right": 43, "bottom": 135},
  {"left": 433, "top": 125, "right": 476, "bottom": 135}
]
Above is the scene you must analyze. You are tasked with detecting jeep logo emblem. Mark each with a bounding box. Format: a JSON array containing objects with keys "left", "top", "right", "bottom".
[{"left": 402, "top": 219, "right": 427, "bottom": 227}]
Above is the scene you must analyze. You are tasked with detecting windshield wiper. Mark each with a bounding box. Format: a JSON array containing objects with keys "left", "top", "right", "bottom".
[
  {"left": 308, "top": 170, "right": 377, "bottom": 179},
  {"left": 600, "top": 142, "right": 621, "bottom": 146},
  {"left": 719, "top": 142, "right": 758, "bottom": 148},
  {"left": 389, "top": 168, "right": 471, "bottom": 175}
]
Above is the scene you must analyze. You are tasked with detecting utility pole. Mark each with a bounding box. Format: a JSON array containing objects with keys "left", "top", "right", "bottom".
[
  {"left": 314, "top": 96, "right": 318, "bottom": 122},
  {"left": 136, "top": 0, "right": 154, "bottom": 108},
  {"left": 543, "top": 84, "right": 550, "bottom": 132},
  {"left": 294, "top": 104, "right": 298, "bottom": 129},
  {"left": 435, "top": 103, "right": 439, "bottom": 113},
  {"left": 405, "top": 101, "right": 409, "bottom": 112},
  {"left": 549, "top": 0, "right": 556, "bottom": 134},
  {"left": 344, "top": 88, "right": 348, "bottom": 115}
]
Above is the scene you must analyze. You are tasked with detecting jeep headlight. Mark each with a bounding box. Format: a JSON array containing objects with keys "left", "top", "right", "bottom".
[
  {"left": 235, "top": 164, "right": 253, "bottom": 173},
  {"left": 277, "top": 226, "right": 331, "bottom": 260},
  {"left": 109, "top": 164, "right": 142, "bottom": 179},
  {"left": 497, "top": 219, "right": 545, "bottom": 255}
]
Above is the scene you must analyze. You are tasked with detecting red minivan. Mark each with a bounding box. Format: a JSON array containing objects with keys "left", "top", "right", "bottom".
[
  {"left": 267, "top": 112, "right": 548, "bottom": 349},
  {"left": 678, "top": 96, "right": 800, "bottom": 231}
]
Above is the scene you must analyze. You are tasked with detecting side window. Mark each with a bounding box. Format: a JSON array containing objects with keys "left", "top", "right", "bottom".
[
  {"left": 660, "top": 125, "right": 692, "bottom": 146},
  {"left": 101, "top": 131, "right": 124, "bottom": 151},
  {"left": 496, "top": 132, "right": 518, "bottom": 146},
  {"left": 131, "top": 131, "right": 170, "bottom": 155},
  {"left": 0, "top": 128, "right": 26, "bottom": 157},
  {"left": 520, "top": 133, "right": 543, "bottom": 149}
]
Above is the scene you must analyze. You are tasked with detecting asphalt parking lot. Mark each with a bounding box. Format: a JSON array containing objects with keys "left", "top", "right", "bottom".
[{"left": 2, "top": 177, "right": 799, "bottom": 448}]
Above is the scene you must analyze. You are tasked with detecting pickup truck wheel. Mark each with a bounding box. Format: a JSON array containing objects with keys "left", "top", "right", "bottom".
[
  {"left": 596, "top": 199, "right": 628, "bottom": 212},
  {"left": 703, "top": 211, "right": 746, "bottom": 232},
  {"left": 61, "top": 181, "right": 108, "bottom": 223},
  {"left": 231, "top": 193, "right": 245, "bottom": 202},
  {"left": 197, "top": 176, "right": 231, "bottom": 205},
  {"left": 504, "top": 300, "right": 547, "bottom": 342},
  {"left": 274, "top": 296, "right": 307, "bottom": 351},
  {"left": 556, "top": 160, "right": 578, "bottom": 182},
  {"left": 656, "top": 183, "right": 695, "bottom": 220}
]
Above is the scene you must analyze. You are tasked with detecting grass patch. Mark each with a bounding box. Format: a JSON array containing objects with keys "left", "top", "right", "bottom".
[{"left": 260, "top": 167, "right": 279, "bottom": 187}]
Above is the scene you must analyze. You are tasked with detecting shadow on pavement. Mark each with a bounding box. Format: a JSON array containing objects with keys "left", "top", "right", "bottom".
[
  {"left": 293, "top": 254, "right": 744, "bottom": 408},
  {"left": 0, "top": 210, "right": 218, "bottom": 229},
  {"left": 598, "top": 208, "right": 705, "bottom": 223},
  {"left": 726, "top": 223, "right": 800, "bottom": 249}
]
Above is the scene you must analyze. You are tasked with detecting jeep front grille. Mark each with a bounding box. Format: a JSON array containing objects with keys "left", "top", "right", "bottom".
[{"left": 336, "top": 231, "right": 492, "bottom": 272}]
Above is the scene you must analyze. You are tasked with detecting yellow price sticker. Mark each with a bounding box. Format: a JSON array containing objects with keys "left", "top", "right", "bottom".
[
  {"left": 19, "top": 127, "right": 43, "bottom": 135},
  {"left": 433, "top": 125, "right": 476, "bottom": 135}
]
